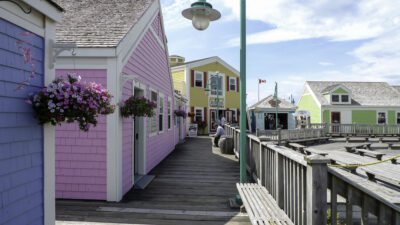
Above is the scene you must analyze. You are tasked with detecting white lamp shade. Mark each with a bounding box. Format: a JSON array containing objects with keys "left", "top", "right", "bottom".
[{"left": 192, "top": 13, "right": 210, "bottom": 30}]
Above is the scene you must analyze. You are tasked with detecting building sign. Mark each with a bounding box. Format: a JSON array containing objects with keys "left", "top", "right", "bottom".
[
  {"left": 188, "top": 124, "right": 198, "bottom": 137},
  {"left": 209, "top": 99, "right": 224, "bottom": 107}
]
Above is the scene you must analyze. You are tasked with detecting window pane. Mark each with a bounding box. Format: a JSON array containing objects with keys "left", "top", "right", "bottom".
[
  {"left": 378, "top": 112, "right": 386, "bottom": 124},
  {"left": 195, "top": 109, "right": 202, "bottom": 122},
  {"left": 341, "top": 95, "right": 349, "bottom": 102},
  {"left": 195, "top": 73, "right": 203, "bottom": 87},
  {"left": 210, "top": 75, "right": 223, "bottom": 95},
  {"left": 150, "top": 91, "right": 158, "bottom": 133},
  {"left": 230, "top": 78, "right": 236, "bottom": 91},
  {"left": 397, "top": 113, "right": 400, "bottom": 124},
  {"left": 332, "top": 95, "right": 339, "bottom": 102}
]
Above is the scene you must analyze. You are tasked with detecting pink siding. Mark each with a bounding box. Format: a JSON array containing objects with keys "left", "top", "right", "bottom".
[
  {"left": 55, "top": 69, "right": 107, "bottom": 200},
  {"left": 123, "top": 16, "right": 175, "bottom": 173},
  {"left": 122, "top": 81, "right": 133, "bottom": 194}
]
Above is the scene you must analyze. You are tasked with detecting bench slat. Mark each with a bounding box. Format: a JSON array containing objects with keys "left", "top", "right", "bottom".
[{"left": 237, "top": 183, "right": 293, "bottom": 225}]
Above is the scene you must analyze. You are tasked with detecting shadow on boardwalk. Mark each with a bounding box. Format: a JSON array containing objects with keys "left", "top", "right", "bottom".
[{"left": 56, "top": 137, "right": 250, "bottom": 225}]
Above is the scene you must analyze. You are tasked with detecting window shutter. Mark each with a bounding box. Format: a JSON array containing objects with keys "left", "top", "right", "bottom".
[
  {"left": 204, "top": 72, "right": 207, "bottom": 88},
  {"left": 190, "top": 106, "right": 194, "bottom": 123},
  {"left": 237, "top": 77, "right": 240, "bottom": 92},
  {"left": 226, "top": 76, "right": 230, "bottom": 92},
  {"left": 204, "top": 107, "right": 207, "bottom": 124},
  {"left": 191, "top": 70, "right": 194, "bottom": 87}
]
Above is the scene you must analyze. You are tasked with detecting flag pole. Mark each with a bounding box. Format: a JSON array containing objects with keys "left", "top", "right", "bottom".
[{"left": 258, "top": 80, "right": 259, "bottom": 102}]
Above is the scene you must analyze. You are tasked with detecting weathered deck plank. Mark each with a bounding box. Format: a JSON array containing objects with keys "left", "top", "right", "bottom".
[{"left": 57, "top": 137, "right": 250, "bottom": 225}]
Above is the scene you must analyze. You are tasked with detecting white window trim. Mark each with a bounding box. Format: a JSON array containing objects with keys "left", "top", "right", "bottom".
[
  {"left": 168, "top": 97, "right": 172, "bottom": 131},
  {"left": 377, "top": 111, "right": 387, "bottom": 125},
  {"left": 149, "top": 88, "right": 158, "bottom": 137},
  {"left": 209, "top": 72, "right": 225, "bottom": 97},
  {"left": 194, "top": 107, "right": 204, "bottom": 122},
  {"left": 194, "top": 71, "right": 203, "bottom": 88},
  {"left": 229, "top": 77, "right": 237, "bottom": 91},
  {"left": 159, "top": 93, "right": 165, "bottom": 134},
  {"left": 331, "top": 94, "right": 351, "bottom": 104}
]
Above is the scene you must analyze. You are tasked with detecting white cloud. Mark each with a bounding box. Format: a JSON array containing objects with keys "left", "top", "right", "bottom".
[
  {"left": 350, "top": 29, "right": 400, "bottom": 83},
  {"left": 219, "top": 0, "right": 400, "bottom": 45},
  {"left": 319, "top": 62, "right": 334, "bottom": 66}
]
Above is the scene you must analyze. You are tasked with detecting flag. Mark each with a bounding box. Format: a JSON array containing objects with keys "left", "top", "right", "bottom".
[{"left": 259, "top": 79, "right": 266, "bottom": 84}]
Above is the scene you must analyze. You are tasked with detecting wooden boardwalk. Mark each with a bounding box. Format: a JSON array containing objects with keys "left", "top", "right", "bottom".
[{"left": 56, "top": 137, "right": 250, "bottom": 225}]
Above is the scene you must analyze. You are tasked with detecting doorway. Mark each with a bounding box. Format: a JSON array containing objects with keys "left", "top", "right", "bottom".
[
  {"left": 264, "top": 113, "right": 288, "bottom": 130},
  {"left": 331, "top": 112, "right": 341, "bottom": 124},
  {"left": 133, "top": 87, "right": 145, "bottom": 182}
]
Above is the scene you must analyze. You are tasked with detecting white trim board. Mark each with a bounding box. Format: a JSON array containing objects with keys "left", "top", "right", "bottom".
[{"left": 43, "top": 17, "right": 57, "bottom": 225}]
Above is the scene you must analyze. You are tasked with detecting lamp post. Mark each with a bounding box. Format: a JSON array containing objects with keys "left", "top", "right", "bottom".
[{"left": 183, "top": 0, "right": 247, "bottom": 183}]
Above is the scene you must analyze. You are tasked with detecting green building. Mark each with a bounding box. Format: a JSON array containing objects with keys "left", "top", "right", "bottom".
[{"left": 297, "top": 81, "right": 400, "bottom": 125}]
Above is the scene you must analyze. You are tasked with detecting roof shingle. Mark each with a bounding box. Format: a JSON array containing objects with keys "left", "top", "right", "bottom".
[{"left": 54, "top": 0, "right": 154, "bottom": 47}]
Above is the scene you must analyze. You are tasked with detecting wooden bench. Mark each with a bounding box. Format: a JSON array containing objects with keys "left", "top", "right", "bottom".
[
  {"left": 289, "top": 137, "right": 329, "bottom": 144},
  {"left": 354, "top": 148, "right": 385, "bottom": 160},
  {"left": 288, "top": 143, "right": 305, "bottom": 153},
  {"left": 237, "top": 183, "right": 293, "bottom": 225},
  {"left": 344, "top": 143, "right": 371, "bottom": 152},
  {"left": 303, "top": 147, "right": 328, "bottom": 156}
]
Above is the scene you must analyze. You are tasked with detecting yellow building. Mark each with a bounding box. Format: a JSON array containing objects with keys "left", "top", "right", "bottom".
[{"left": 170, "top": 55, "right": 240, "bottom": 134}]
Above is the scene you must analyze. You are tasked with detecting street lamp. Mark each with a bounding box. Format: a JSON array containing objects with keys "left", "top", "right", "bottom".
[
  {"left": 182, "top": 0, "right": 221, "bottom": 31},
  {"left": 183, "top": 0, "right": 247, "bottom": 183}
]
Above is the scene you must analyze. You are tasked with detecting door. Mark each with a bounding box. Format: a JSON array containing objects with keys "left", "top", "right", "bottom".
[
  {"left": 331, "top": 112, "right": 341, "bottom": 133},
  {"left": 226, "top": 110, "right": 232, "bottom": 123},
  {"left": 133, "top": 88, "right": 144, "bottom": 179},
  {"left": 210, "top": 109, "right": 217, "bottom": 133}
]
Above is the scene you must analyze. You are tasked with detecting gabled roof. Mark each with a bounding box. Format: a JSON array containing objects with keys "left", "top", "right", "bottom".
[
  {"left": 392, "top": 85, "right": 400, "bottom": 94},
  {"left": 171, "top": 56, "right": 239, "bottom": 76},
  {"left": 54, "top": 0, "right": 154, "bottom": 47},
  {"left": 307, "top": 81, "right": 400, "bottom": 106},
  {"left": 248, "top": 95, "right": 297, "bottom": 110}
]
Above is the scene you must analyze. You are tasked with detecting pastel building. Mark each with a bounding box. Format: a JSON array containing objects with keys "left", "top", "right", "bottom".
[
  {"left": 248, "top": 95, "right": 297, "bottom": 132},
  {"left": 54, "top": 0, "right": 180, "bottom": 202},
  {"left": 0, "top": 1, "right": 63, "bottom": 224},
  {"left": 297, "top": 81, "right": 400, "bottom": 125},
  {"left": 170, "top": 56, "right": 240, "bottom": 134}
]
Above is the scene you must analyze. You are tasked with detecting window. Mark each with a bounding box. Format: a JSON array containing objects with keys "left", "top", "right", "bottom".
[
  {"left": 159, "top": 95, "right": 164, "bottom": 131},
  {"left": 168, "top": 98, "right": 172, "bottom": 129},
  {"left": 195, "top": 108, "right": 203, "bottom": 122},
  {"left": 378, "top": 112, "right": 386, "bottom": 124},
  {"left": 397, "top": 112, "right": 400, "bottom": 124},
  {"left": 150, "top": 90, "right": 158, "bottom": 134},
  {"left": 332, "top": 95, "right": 339, "bottom": 102},
  {"left": 210, "top": 74, "right": 223, "bottom": 96},
  {"left": 229, "top": 78, "right": 236, "bottom": 91},
  {"left": 341, "top": 95, "right": 349, "bottom": 103},
  {"left": 195, "top": 71, "right": 203, "bottom": 87}
]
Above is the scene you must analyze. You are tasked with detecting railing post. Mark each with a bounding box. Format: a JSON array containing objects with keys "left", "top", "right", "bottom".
[
  {"left": 275, "top": 152, "right": 284, "bottom": 208},
  {"left": 305, "top": 155, "right": 330, "bottom": 225},
  {"left": 277, "top": 128, "right": 282, "bottom": 146}
]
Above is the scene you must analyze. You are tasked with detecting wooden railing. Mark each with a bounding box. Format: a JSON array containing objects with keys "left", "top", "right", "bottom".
[
  {"left": 226, "top": 124, "right": 330, "bottom": 225},
  {"left": 255, "top": 128, "right": 326, "bottom": 143},
  {"left": 225, "top": 124, "right": 400, "bottom": 225},
  {"left": 311, "top": 123, "right": 400, "bottom": 136},
  {"left": 328, "top": 167, "right": 400, "bottom": 225}
]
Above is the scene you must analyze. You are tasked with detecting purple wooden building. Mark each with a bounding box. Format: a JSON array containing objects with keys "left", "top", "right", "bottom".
[
  {"left": 54, "top": 0, "right": 184, "bottom": 202},
  {"left": 0, "top": 1, "right": 63, "bottom": 224}
]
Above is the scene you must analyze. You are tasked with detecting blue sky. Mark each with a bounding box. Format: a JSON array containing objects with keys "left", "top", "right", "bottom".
[{"left": 160, "top": 0, "right": 400, "bottom": 105}]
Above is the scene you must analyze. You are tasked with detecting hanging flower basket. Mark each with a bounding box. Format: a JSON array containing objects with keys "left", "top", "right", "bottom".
[
  {"left": 28, "top": 74, "right": 115, "bottom": 131},
  {"left": 174, "top": 109, "right": 186, "bottom": 118},
  {"left": 120, "top": 96, "right": 156, "bottom": 119},
  {"left": 187, "top": 112, "right": 195, "bottom": 118}
]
